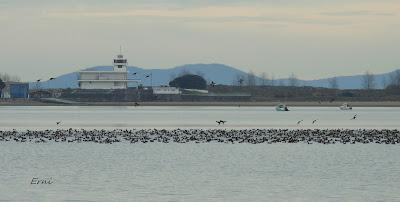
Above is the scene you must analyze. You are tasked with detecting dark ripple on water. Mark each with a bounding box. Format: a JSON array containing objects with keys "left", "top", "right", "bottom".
[{"left": 1, "top": 129, "right": 400, "bottom": 144}]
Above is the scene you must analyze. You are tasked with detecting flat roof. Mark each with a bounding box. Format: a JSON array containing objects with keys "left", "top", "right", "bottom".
[
  {"left": 78, "top": 79, "right": 140, "bottom": 82},
  {"left": 79, "top": 71, "right": 127, "bottom": 73}
]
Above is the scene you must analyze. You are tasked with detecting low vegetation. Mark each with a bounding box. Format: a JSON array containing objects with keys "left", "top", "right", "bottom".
[{"left": 208, "top": 85, "right": 400, "bottom": 102}]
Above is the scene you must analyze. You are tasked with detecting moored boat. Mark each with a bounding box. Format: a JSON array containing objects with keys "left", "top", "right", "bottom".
[
  {"left": 275, "top": 104, "right": 289, "bottom": 111},
  {"left": 339, "top": 103, "right": 352, "bottom": 110}
]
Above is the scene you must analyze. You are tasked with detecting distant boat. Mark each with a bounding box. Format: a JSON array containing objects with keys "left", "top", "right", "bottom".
[
  {"left": 340, "top": 103, "right": 353, "bottom": 110},
  {"left": 276, "top": 104, "right": 289, "bottom": 111}
]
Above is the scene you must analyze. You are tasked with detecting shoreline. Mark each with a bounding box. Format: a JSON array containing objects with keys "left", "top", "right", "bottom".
[{"left": 2, "top": 100, "right": 400, "bottom": 107}]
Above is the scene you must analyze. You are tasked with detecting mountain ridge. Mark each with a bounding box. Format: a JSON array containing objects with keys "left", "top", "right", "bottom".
[{"left": 31, "top": 63, "right": 399, "bottom": 90}]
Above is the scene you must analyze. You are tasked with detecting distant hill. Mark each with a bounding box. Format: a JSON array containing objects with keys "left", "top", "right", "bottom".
[{"left": 30, "top": 64, "right": 399, "bottom": 89}]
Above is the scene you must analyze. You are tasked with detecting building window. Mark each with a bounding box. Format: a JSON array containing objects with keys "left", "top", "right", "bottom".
[{"left": 118, "top": 65, "right": 122, "bottom": 68}]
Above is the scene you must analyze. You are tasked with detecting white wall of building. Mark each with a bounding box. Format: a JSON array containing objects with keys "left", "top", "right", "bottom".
[
  {"left": 78, "top": 54, "right": 136, "bottom": 89},
  {"left": 80, "top": 72, "right": 127, "bottom": 80},
  {"left": 80, "top": 81, "right": 127, "bottom": 89}
]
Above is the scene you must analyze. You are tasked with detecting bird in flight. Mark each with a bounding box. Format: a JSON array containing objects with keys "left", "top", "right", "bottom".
[
  {"left": 216, "top": 120, "right": 227, "bottom": 125},
  {"left": 132, "top": 72, "right": 137, "bottom": 75},
  {"left": 49, "top": 78, "right": 55, "bottom": 80},
  {"left": 145, "top": 75, "right": 150, "bottom": 78},
  {"left": 134, "top": 102, "right": 140, "bottom": 107},
  {"left": 210, "top": 81, "right": 216, "bottom": 87},
  {"left": 297, "top": 120, "right": 303, "bottom": 125},
  {"left": 351, "top": 114, "right": 357, "bottom": 120},
  {"left": 312, "top": 119, "right": 318, "bottom": 124},
  {"left": 56, "top": 121, "right": 61, "bottom": 125},
  {"left": 36, "top": 79, "right": 41, "bottom": 82}
]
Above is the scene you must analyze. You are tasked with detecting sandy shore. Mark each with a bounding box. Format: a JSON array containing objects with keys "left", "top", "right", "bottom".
[{"left": 2, "top": 100, "right": 400, "bottom": 107}]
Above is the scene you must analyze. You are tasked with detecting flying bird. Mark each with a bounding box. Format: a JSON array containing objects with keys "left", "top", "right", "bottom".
[
  {"left": 36, "top": 79, "right": 41, "bottom": 82},
  {"left": 145, "top": 75, "right": 150, "bottom": 78},
  {"left": 216, "top": 120, "right": 227, "bottom": 125},
  {"left": 297, "top": 120, "right": 303, "bottom": 125},
  {"left": 312, "top": 119, "right": 318, "bottom": 124},
  {"left": 351, "top": 114, "right": 358, "bottom": 120},
  {"left": 56, "top": 121, "right": 61, "bottom": 125},
  {"left": 210, "top": 81, "right": 216, "bottom": 87},
  {"left": 49, "top": 78, "right": 55, "bottom": 80},
  {"left": 132, "top": 72, "right": 137, "bottom": 75},
  {"left": 134, "top": 102, "right": 140, "bottom": 107}
]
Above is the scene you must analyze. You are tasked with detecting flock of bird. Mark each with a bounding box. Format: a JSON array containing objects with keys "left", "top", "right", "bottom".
[
  {"left": 1, "top": 128, "right": 399, "bottom": 144},
  {"left": 1, "top": 106, "right": 390, "bottom": 145}
]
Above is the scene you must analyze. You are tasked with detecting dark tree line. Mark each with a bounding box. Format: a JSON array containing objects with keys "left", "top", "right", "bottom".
[
  {"left": 169, "top": 74, "right": 207, "bottom": 90},
  {"left": 0, "top": 73, "right": 21, "bottom": 91},
  {"left": 0, "top": 78, "right": 5, "bottom": 90},
  {"left": 0, "top": 73, "right": 20, "bottom": 82}
]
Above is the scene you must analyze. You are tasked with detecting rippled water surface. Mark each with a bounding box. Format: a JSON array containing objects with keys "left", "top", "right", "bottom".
[{"left": 0, "top": 106, "right": 399, "bottom": 129}]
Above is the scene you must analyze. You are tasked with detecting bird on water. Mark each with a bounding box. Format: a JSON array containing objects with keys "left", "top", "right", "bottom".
[{"left": 216, "top": 120, "right": 227, "bottom": 125}]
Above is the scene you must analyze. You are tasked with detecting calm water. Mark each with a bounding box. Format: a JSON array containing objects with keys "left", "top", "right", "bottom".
[
  {"left": 1, "top": 143, "right": 400, "bottom": 202},
  {"left": 0, "top": 106, "right": 399, "bottom": 130},
  {"left": 1, "top": 106, "right": 400, "bottom": 201}
]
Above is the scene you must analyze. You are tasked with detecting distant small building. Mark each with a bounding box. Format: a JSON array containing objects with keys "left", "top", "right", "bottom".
[
  {"left": 29, "top": 90, "right": 53, "bottom": 99},
  {"left": 1, "top": 82, "right": 29, "bottom": 99},
  {"left": 78, "top": 54, "right": 140, "bottom": 89},
  {"left": 152, "top": 86, "right": 181, "bottom": 95}
]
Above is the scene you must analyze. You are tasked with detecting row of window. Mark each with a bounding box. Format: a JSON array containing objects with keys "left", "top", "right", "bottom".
[{"left": 114, "top": 60, "right": 127, "bottom": 63}]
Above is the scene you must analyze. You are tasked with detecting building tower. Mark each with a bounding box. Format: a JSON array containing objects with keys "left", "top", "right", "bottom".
[{"left": 113, "top": 54, "right": 128, "bottom": 72}]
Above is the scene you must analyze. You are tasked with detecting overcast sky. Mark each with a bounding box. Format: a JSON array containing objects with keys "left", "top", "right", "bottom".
[{"left": 1, "top": 0, "right": 399, "bottom": 81}]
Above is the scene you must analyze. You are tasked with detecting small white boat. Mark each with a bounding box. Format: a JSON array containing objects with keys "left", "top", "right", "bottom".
[
  {"left": 276, "top": 104, "right": 289, "bottom": 111},
  {"left": 339, "top": 103, "right": 352, "bottom": 110}
]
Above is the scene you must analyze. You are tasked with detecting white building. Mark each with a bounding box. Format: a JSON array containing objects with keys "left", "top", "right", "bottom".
[
  {"left": 152, "top": 86, "right": 181, "bottom": 95},
  {"left": 78, "top": 54, "right": 139, "bottom": 89}
]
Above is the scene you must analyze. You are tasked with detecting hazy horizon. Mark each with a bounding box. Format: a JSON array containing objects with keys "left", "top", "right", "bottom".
[{"left": 1, "top": 0, "right": 399, "bottom": 81}]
